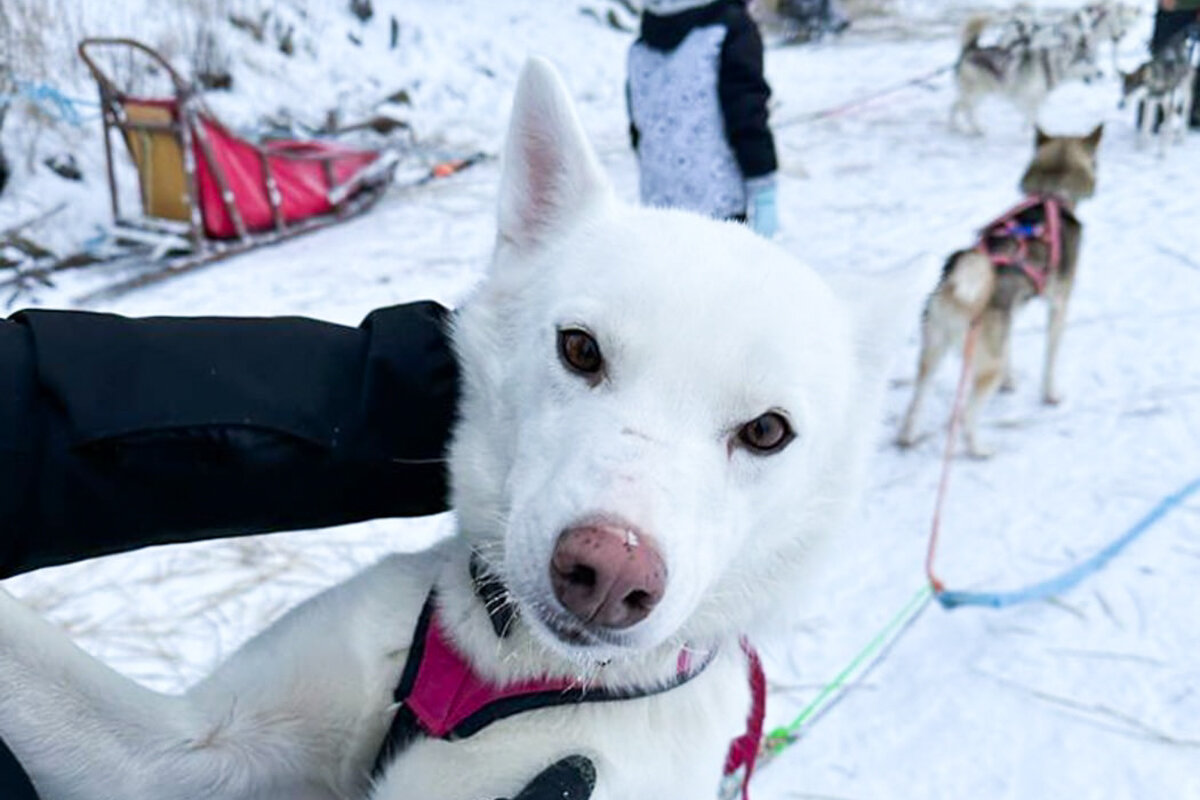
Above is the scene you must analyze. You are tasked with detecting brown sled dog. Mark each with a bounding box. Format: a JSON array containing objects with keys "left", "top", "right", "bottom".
[{"left": 897, "top": 125, "right": 1102, "bottom": 458}]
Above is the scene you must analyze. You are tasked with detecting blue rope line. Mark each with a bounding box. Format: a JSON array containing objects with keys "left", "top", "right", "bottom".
[
  {"left": 728, "top": 476, "right": 1198, "bottom": 798},
  {"left": 937, "top": 475, "right": 1200, "bottom": 609},
  {"left": 0, "top": 81, "right": 99, "bottom": 127}
]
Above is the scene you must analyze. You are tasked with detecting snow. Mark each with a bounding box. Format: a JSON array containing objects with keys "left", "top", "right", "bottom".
[{"left": 3, "top": 1, "right": 1199, "bottom": 797}]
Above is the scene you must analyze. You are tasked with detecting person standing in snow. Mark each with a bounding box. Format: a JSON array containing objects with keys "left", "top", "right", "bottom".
[{"left": 627, "top": 0, "right": 780, "bottom": 238}]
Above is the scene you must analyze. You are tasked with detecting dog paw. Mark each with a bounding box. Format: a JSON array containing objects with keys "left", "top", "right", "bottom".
[
  {"left": 1042, "top": 392, "right": 1063, "bottom": 406},
  {"left": 963, "top": 434, "right": 993, "bottom": 459},
  {"left": 966, "top": 444, "right": 994, "bottom": 460},
  {"left": 895, "top": 428, "right": 920, "bottom": 449},
  {"left": 999, "top": 377, "right": 1017, "bottom": 394}
]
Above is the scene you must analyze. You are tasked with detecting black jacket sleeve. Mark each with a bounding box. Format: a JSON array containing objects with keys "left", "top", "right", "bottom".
[
  {"left": 718, "top": 6, "right": 778, "bottom": 179},
  {"left": 0, "top": 301, "right": 458, "bottom": 578},
  {"left": 0, "top": 737, "right": 37, "bottom": 800}
]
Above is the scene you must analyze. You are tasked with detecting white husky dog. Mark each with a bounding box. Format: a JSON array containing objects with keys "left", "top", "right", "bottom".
[{"left": 0, "top": 60, "right": 899, "bottom": 800}]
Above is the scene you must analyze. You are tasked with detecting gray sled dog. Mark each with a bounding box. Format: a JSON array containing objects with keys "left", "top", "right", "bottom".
[
  {"left": 951, "top": 13, "right": 1103, "bottom": 134},
  {"left": 1120, "top": 40, "right": 1197, "bottom": 157},
  {"left": 898, "top": 126, "right": 1102, "bottom": 458},
  {"left": 0, "top": 59, "right": 906, "bottom": 800}
]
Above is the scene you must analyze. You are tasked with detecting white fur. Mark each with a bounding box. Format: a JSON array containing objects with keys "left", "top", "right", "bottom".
[{"left": 0, "top": 58, "right": 898, "bottom": 800}]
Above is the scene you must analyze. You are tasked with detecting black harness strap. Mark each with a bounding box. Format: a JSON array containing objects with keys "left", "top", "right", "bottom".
[{"left": 372, "top": 596, "right": 437, "bottom": 775}]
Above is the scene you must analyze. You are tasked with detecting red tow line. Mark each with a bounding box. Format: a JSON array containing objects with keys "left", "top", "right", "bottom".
[{"left": 723, "top": 637, "right": 767, "bottom": 800}]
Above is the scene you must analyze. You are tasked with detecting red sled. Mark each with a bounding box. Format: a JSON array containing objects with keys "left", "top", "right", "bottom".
[{"left": 78, "top": 37, "right": 397, "bottom": 263}]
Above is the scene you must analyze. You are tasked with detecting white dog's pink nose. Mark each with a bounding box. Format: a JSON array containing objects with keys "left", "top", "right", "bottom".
[{"left": 550, "top": 524, "right": 666, "bottom": 629}]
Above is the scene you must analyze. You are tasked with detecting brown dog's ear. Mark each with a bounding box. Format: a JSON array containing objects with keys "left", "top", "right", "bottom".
[
  {"left": 1035, "top": 127, "right": 1051, "bottom": 148},
  {"left": 1083, "top": 124, "right": 1104, "bottom": 153}
]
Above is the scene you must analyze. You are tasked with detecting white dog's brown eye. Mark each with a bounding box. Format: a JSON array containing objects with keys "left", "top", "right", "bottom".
[
  {"left": 558, "top": 328, "right": 603, "bottom": 379},
  {"left": 737, "top": 412, "right": 794, "bottom": 455}
]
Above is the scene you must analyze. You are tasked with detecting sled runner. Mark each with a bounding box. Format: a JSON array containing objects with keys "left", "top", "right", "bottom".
[{"left": 75, "top": 37, "right": 398, "bottom": 282}]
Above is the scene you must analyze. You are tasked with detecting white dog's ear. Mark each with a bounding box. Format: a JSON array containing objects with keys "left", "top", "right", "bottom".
[{"left": 497, "top": 58, "right": 612, "bottom": 253}]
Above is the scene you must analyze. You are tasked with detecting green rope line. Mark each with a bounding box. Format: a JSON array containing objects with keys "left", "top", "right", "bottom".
[
  {"left": 763, "top": 583, "right": 934, "bottom": 755},
  {"left": 730, "top": 477, "right": 1200, "bottom": 799}
]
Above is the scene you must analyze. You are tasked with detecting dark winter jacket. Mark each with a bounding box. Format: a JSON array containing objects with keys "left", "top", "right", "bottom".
[
  {"left": 0, "top": 737, "right": 37, "bottom": 800},
  {"left": 0, "top": 301, "right": 458, "bottom": 578},
  {"left": 627, "top": 0, "right": 777, "bottom": 218}
]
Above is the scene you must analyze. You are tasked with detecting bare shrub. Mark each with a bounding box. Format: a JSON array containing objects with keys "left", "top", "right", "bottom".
[
  {"left": 755, "top": 0, "right": 898, "bottom": 23},
  {"left": 0, "top": 3, "right": 13, "bottom": 133},
  {"left": 191, "top": 24, "right": 235, "bottom": 90}
]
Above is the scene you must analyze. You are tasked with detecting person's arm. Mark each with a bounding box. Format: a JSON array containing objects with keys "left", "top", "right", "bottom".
[
  {"left": 0, "top": 301, "right": 458, "bottom": 578},
  {"left": 717, "top": 8, "right": 778, "bottom": 182},
  {"left": 0, "top": 735, "right": 37, "bottom": 800},
  {"left": 719, "top": 8, "right": 779, "bottom": 237}
]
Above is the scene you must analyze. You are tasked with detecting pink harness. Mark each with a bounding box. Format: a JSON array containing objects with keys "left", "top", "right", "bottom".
[
  {"left": 974, "top": 194, "right": 1066, "bottom": 295},
  {"left": 373, "top": 591, "right": 766, "bottom": 798}
]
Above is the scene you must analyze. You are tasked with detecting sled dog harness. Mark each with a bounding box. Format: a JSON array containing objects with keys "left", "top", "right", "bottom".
[
  {"left": 974, "top": 194, "right": 1069, "bottom": 295},
  {"left": 372, "top": 558, "right": 767, "bottom": 800}
]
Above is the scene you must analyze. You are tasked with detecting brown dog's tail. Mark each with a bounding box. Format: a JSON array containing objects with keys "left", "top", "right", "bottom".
[
  {"left": 961, "top": 15, "right": 989, "bottom": 50},
  {"left": 942, "top": 250, "right": 995, "bottom": 318}
]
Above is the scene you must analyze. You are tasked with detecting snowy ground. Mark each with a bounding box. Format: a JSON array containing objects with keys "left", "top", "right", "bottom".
[{"left": 3, "top": 1, "right": 1200, "bottom": 798}]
